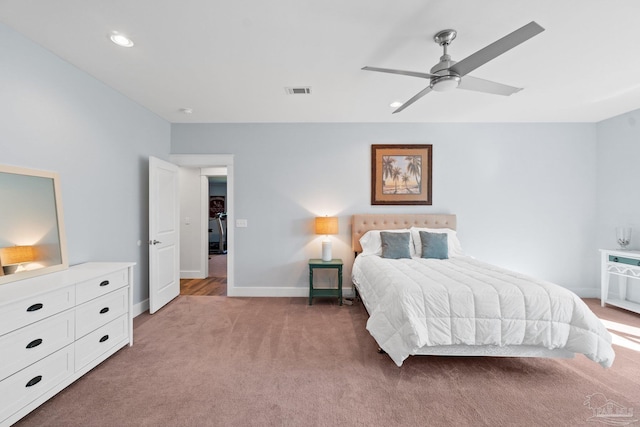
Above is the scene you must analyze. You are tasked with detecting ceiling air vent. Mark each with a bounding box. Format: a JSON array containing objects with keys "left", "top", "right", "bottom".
[{"left": 285, "top": 87, "right": 312, "bottom": 95}]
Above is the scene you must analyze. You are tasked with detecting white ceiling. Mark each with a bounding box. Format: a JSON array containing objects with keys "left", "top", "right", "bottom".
[{"left": 2, "top": 0, "right": 640, "bottom": 123}]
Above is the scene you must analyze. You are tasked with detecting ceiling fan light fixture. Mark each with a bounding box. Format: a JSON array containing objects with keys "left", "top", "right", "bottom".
[{"left": 430, "top": 75, "right": 460, "bottom": 92}]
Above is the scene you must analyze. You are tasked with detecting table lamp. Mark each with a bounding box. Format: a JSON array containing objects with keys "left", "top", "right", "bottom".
[
  {"left": 315, "top": 216, "right": 338, "bottom": 261},
  {"left": 0, "top": 245, "right": 35, "bottom": 274}
]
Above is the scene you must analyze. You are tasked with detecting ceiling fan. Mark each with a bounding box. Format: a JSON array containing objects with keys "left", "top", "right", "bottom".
[{"left": 362, "top": 21, "right": 544, "bottom": 113}]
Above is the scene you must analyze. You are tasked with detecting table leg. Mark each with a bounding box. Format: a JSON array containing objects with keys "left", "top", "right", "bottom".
[
  {"left": 338, "top": 266, "right": 343, "bottom": 306},
  {"left": 601, "top": 253, "right": 609, "bottom": 307},
  {"left": 308, "top": 268, "right": 313, "bottom": 306}
]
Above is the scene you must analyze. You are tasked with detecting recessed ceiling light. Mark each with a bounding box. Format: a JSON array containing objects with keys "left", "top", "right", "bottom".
[
  {"left": 109, "top": 32, "right": 134, "bottom": 48},
  {"left": 390, "top": 101, "right": 403, "bottom": 108}
]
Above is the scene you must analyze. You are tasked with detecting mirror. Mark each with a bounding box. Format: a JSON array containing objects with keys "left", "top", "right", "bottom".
[{"left": 0, "top": 164, "right": 68, "bottom": 285}]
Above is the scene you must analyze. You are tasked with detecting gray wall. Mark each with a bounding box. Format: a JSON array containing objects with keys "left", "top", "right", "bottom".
[
  {"left": 596, "top": 109, "right": 640, "bottom": 248},
  {"left": 596, "top": 108, "right": 640, "bottom": 302},
  {"left": 0, "top": 23, "right": 171, "bottom": 305},
  {"left": 171, "top": 123, "right": 599, "bottom": 295},
  {"left": 5, "top": 16, "right": 638, "bottom": 303}
]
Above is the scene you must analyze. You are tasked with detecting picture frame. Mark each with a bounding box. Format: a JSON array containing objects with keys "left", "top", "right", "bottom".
[{"left": 371, "top": 144, "right": 432, "bottom": 205}]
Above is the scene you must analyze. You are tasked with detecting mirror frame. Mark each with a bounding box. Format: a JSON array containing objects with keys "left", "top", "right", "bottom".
[{"left": 0, "top": 164, "right": 69, "bottom": 285}]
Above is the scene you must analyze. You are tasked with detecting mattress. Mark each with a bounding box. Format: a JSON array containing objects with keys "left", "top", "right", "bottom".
[{"left": 352, "top": 254, "right": 615, "bottom": 368}]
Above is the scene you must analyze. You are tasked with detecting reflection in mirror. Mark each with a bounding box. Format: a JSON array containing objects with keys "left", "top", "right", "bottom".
[{"left": 0, "top": 165, "right": 68, "bottom": 285}]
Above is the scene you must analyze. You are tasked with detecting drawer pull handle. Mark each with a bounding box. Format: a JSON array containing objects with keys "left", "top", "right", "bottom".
[
  {"left": 26, "top": 375, "right": 42, "bottom": 387},
  {"left": 99, "top": 280, "right": 110, "bottom": 287},
  {"left": 99, "top": 335, "right": 109, "bottom": 343},
  {"left": 26, "top": 303, "right": 44, "bottom": 312},
  {"left": 100, "top": 307, "right": 110, "bottom": 314},
  {"left": 613, "top": 257, "right": 619, "bottom": 262},
  {"left": 26, "top": 338, "right": 43, "bottom": 349}
]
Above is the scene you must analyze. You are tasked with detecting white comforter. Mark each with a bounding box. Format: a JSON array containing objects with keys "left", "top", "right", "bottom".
[{"left": 352, "top": 255, "right": 615, "bottom": 368}]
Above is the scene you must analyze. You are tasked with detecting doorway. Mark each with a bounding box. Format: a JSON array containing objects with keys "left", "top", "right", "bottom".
[
  {"left": 170, "top": 154, "right": 235, "bottom": 297},
  {"left": 180, "top": 173, "right": 227, "bottom": 296}
]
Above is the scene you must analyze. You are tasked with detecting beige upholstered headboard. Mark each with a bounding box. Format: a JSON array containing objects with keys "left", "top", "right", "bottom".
[{"left": 351, "top": 214, "right": 457, "bottom": 253}]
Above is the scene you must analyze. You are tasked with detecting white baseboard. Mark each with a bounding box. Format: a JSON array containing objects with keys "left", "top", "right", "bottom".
[
  {"left": 133, "top": 286, "right": 594, "bottom": 316},
  {"left": 180, "top": 270, "right": 205, "bottom": 279},
  {"left": 133, "top": 299, "right": 149, "bottom": 317},
  {"left": 228, "top": 286, "right": 356, "bottom": 298},
  {"left": 570, "top": 288, "right": 600, "bottom": 299},
  {"left": 227, "top": 286, "right": 307, "bottom": 297}
]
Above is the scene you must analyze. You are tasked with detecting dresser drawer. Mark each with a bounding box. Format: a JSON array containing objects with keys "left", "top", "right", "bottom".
[
  {"left": 75, "top": 314, "right": 128, "bottom": 371},
  {"left": 0, "top": 287, "right": 75, "bottom": 336},
  {"left": 75, "top": 268, "right": 128, "bottom": 304},
  {"left": 0, "top": 310, "right": 74, "bottom": 381},
  {"left": 0, "top": 344, "right": 74, "bottom": 424},
  {"left": 76, "top": 287, "right": 128, "bottom": 338}
]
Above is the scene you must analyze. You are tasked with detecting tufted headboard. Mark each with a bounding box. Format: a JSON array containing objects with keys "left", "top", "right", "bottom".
[{"left": 351, "top": 214, "right": 457, "bottom": 253}]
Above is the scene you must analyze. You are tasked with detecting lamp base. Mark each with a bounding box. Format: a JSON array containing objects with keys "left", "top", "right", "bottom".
[
  {"left": 2, "top": 265, "right": 19, "bottom": 275},
  {"left": 322, "top": 240, "right": 332, "bottom": 262}
]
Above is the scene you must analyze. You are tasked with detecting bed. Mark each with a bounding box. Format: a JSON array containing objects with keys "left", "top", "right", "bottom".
[{"left": 351, "top": 214, "right": 615, "bottom": 368}]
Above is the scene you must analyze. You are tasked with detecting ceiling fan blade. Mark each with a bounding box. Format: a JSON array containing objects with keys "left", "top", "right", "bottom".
[
  {"left": 449, "top": 21, "right": 544, "bottom": 77},
  {"left": 393, "top": 86, "right": 433, "bottom": 114},
  {"left": 362, "top": 66, "right": 433, "bottom": 79},
  {"left": 458, "top": 75, "right": 522, "bottom": 96}
]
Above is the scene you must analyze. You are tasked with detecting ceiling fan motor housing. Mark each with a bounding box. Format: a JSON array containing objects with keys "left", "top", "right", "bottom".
[{"left": 430, "top": 56, "right": 460, "bottom": 92}]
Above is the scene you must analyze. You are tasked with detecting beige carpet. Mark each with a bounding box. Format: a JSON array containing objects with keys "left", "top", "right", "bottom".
[{"left": 14, "top": 298, "right": 640, "bottom": 426}]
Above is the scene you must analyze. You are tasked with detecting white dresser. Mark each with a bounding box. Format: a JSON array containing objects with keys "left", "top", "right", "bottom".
[
  {"left": 600, "top": 249, "right": 640, "bottom": 314},
  {"left": 0, "top": 262, "right": 135, "bottom": 427}
]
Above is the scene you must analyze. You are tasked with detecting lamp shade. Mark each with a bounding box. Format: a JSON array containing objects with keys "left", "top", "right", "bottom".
[
  {"left": 315, "top": 217, "right": 338, "bottom": 235},
  {"left": 0, "top": 245, "right": 35, "bottom": 265}
]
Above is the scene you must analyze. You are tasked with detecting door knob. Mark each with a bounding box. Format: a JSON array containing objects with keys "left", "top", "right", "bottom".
[{"left": 149, "top": 240, "right": 162, "bottom": 245}]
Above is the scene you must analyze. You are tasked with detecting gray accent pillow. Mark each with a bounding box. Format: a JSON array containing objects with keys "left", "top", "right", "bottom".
[
  {"left": 380, "top": 231, "right": 411, "bottom": 259},
  {"left": 420, "top": 231, "right": 449, "bottom": 259}
]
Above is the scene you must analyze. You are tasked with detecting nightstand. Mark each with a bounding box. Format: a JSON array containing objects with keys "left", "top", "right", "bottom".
[
  {"left": 600, "top": 249, "right": 640, "bottom": 314},
  {"left": 308, "top": 259, "right": 343, "bottom": 306}
]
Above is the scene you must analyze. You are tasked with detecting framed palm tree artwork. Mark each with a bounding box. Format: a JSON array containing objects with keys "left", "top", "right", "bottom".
[{"left": 371, "top": 144, "right": 432, "bottom": 205}]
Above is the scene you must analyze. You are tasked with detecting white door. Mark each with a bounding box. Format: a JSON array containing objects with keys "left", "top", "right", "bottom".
[{"left": 149, "top": 156, "right": 180, "bottom": 314}]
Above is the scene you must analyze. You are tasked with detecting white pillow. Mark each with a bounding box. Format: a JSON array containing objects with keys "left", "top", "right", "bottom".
[
  {"left": 359, "top": 229, "right": 414, "bottom": 256},
  {"left": 410, "top": 227, "right": 464, "bottom": 257}
]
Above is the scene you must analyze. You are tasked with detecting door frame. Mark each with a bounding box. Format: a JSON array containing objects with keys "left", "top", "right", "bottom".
[{"left": 170, "top": 154, "right": 235, "bottom": 296}]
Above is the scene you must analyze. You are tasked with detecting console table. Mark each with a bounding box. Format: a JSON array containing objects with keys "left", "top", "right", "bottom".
[
  {"left": 600, "top": 249, "right": 640, "bottom": 314},
  {"left": 0, "top": 262, "right": 135, "bottom": 426}
]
